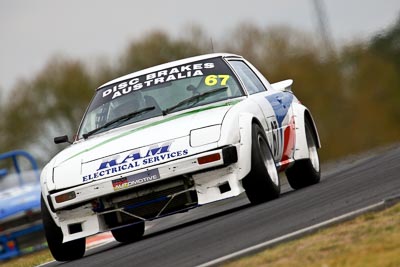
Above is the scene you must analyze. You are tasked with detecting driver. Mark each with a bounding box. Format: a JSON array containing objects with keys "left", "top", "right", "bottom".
[{"left": 112, "top": 90, "right": 145, "bottom": 118}]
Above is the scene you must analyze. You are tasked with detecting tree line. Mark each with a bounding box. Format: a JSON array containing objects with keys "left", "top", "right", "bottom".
[{"left": 1, "top": 20, "right": 399, "bottom": 165}]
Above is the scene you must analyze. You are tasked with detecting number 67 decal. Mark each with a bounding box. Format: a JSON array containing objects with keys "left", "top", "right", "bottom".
[{"left": 205, "top": 75, "right": 230, "bottom": 86}]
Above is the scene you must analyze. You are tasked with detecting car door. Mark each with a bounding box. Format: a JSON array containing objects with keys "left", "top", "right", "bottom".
[{"left": 228, "top": 59, "right": 295, "bottom": 165}]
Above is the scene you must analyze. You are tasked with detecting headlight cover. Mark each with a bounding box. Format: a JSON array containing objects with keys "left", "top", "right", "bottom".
[{"left": 190, "top": 125, "right": 221, "bottom": 147}]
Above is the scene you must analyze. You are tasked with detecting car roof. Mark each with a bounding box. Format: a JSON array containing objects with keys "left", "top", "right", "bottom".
[{"left": 98, "top": 53, "right": 242, "bottom": 89}]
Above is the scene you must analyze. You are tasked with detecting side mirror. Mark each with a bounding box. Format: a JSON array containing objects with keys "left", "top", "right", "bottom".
[
  {"left": 54, "top": 135, "right": 72, "bottom": 144},
  {"left": 271, "top": 79, "right": 293, "bottom": 92}
]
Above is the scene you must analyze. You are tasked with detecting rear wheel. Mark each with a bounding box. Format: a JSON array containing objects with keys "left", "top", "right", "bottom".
[
  {"left": 111, "top": 221, "right": 145, "bottom": 243},
  {"left": 41, "top": 197, "right": 86, "bottom": 261},
  {"left": 286, "top": 119, "right": 320, "bottom": 189},
  {"left": 243, "top": 123, "right": 280, "bottom": 204}
]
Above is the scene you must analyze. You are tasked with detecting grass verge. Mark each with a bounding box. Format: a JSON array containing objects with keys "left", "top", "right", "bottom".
[
  {"left": 1, "top": 249, "right": 53, "bottom": 267},
  {"left": 224, "top": 202, "right": 400, "bottom": 267}
]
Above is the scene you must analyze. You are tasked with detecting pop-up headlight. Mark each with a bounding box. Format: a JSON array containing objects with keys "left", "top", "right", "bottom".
[{"left": 190, "top": 125, "right": 221, "bottom": 147}]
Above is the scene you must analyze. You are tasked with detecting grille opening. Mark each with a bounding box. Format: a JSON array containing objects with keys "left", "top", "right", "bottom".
[
  {"left": 219, "top": 182, "right": 231, "bottom": 194},
  {"left": 68, "top": 223, "right": 82, "bottom": 234},
  {"left": 102, "top": 175, "right": 198, "bottom": 228}
]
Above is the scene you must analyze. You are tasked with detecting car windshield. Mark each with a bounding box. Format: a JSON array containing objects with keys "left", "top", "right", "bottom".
[{"left": 77, "top": 57, "right": 243, "bottom": 139}]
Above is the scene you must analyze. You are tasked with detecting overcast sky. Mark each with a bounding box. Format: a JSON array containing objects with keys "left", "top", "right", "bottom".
[{"left": 1, "top": 0, "right": 399, "bottom": 91}]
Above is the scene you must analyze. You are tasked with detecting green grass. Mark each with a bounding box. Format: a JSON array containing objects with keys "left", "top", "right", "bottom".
[
  {"left": 223, "top": 203, "right": 400, "bottom": 267},
  {"left": 1, "top": 249, "right": 53, "bottom": 267}
]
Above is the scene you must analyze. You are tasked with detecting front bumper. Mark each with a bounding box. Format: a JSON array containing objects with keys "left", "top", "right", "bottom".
[
  {"left": 48, "top": 145, "right": 238, "bottom": 211},
  {"left": 47, "top": 145, "right": 246, "bottom": 242}
]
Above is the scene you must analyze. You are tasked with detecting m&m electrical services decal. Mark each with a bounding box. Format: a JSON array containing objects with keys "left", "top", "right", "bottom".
[{"left": 82, "top": 141, "right": 188, "bottom": 183}]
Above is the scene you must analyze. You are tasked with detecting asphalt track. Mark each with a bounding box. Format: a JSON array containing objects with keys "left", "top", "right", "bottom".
[{"left": 44, "top": 145, "right": 400, "bottom": 267}]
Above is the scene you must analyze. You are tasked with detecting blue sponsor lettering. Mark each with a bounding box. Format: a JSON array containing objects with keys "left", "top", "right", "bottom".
[
  {"left": 120, "top": 149, "right": 142, "bottom": 165},
  {"left": 97, "top": 155, "right": 120, "bottom": 171},
  {"left": 83, "top": 142, "right": 189, "bottom": 182},
  {"left": 145, "top": 143, "right": 171, "bottom": 157},
  {"left": 98, "top": 143, "right": 171, "bottom": 171}
]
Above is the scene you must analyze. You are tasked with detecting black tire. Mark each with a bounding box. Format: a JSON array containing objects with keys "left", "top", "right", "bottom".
[
  {"left": 242, "top": 123, "right": 280, "bottom": 204},
  {"left": 286, "top": 119, "right": 321, "bottom": 189},
  {"left": 111, "top": 221, "right": 145, "bottom": 243},
  {"left": 41, "top": 196, "right": 86, "bottom": 261}
]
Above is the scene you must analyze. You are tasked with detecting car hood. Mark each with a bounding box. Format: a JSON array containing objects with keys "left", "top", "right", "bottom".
[
  {"left": 51, "top": 102, "right": 236, "bottom": 190},
  {"left": 0, "top": 183, "right": 41, "bottom": 220}
]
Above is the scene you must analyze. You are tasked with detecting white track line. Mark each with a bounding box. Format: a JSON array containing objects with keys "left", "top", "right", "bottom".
[{"left": 197, "top": 196, "right": 399, "bottom": 267}]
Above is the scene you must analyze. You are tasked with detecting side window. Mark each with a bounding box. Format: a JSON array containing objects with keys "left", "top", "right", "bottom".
[{"left": 229, "top": 61, "right": 267, "bottom": 94}]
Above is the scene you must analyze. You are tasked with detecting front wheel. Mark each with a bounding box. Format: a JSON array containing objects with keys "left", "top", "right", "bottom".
[
  {"left": 111, "top": 221, "right": 145, "bottom": 243},
  {"left": 286, "top": 119, "right": 320, "bottom": 189},
  {"left": 242, "top": 123, "right": 280, "bottom": 204},
  {"left": 41, "top": 196, "right": 86, "bottom": 261}
]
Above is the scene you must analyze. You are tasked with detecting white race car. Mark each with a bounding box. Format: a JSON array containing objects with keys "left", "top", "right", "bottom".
[{"left": 41, "top": 53, "right": 321, "bottom": 261}]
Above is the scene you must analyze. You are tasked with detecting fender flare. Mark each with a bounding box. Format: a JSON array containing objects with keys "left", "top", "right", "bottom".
[
  {"left": 293, "top": 104, "right": 321, "bottom": 160},
  {"left": 40, "top": 163, "right": 61, "bottom": 227},
  {"left": 305, "top": 110, "right": 321, "bottom": 148},
  {"left": 237, "top": 112, "right": 266, "bottom": 180}
]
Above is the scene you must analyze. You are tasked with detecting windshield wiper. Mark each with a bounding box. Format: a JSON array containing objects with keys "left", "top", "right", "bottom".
[
  {"left": 162, "top": 87, "right": 227, "bottom": 115},
  {"left": 83, "top": 106, "right": 155, "bottom": 139}
]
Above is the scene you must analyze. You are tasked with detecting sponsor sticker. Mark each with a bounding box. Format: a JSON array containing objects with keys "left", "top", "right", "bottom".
[
  {"left": 82, "top": 141, "right": 189, "bottom": 183},
  {"left": 112, "top": 169, "right": 160, "bottom": 191},
  {"left": 102, "top": 62, "right": 216, "bottom": 101}
]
